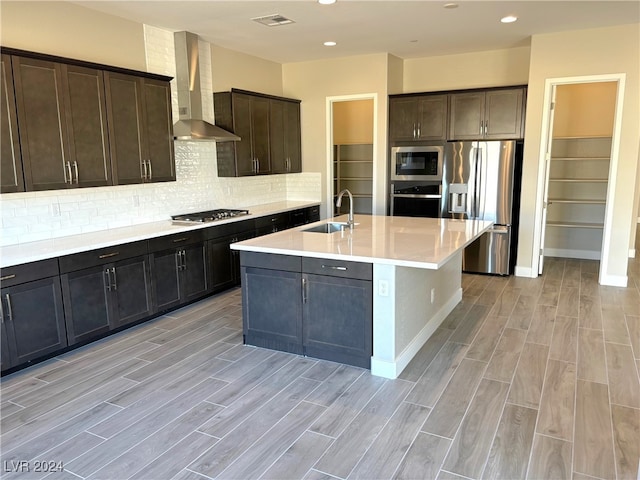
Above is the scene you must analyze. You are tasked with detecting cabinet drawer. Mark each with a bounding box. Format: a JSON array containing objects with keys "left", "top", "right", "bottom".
[
  {"left": 255, "top": 213, "right": 289, "bottom": 230},
  {"left": 240, "top": 251, "right": 301, "bottom": 272},
  {"left": 307, "top": 205, "right": 320, "bottom": 222},
  {"left": 59, "top": 241, "right": 148, "bottom": 273},
  {"left": 1, "top": 258, "right": 60, "bottom": 287},
  {"left": 148, "top": 230, "right": 205, "bottom": 252},
  {"left": 206, "top": 218, "right": 255, "bottom": 240},
  {"left": 302, "top": 257, "right": 372, "bottom": 280}
]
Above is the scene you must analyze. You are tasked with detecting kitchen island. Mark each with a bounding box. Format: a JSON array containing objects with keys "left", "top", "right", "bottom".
[{"left": 231, "top": 215, "right": 492, "bottom": 379}]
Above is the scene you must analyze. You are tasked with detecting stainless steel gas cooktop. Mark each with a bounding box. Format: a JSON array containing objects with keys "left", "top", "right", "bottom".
[{"left": 171, "top": 209, "right": 250, "bottom": 224}]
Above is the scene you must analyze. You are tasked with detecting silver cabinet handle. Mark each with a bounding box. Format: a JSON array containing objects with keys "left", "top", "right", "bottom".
[
  {"left": 142, "top": 160, "right": 148, "bottom": 179},
  {"left": 73, "top": 161, "right": 79, "bottom": 184},
  {"left": 104, "top": 268, "right": 112, "bottom": 292},
  {"left": 99, "top": 252, "right": 119, "bottom": 259},
  {"left": 302, "top": 277, "right": 307, "bottom": 303},
  {"left": 175, "top": 250, "right": 182, "bottom": 272},
  {"left": 417, "top": 122, "right": 421, "bottom": 138},
  {"left": 321, "top": 265, "right": 347, "bottom": 271},
  {"left": 5, "top": 294, "right": 12, "bottom": 322},
  {"left": 181, "top": 250, "right": 187, "bottom": 271},
  {"left": 111, "top": 267, "right": 117, "bottom": 290},
  {"left": 172, "top": 237, "right": 189, "bottom": 244},
  {"left": 66, "top": 161, "right": 73, "bottom": 184},
  {"left": 1, "top": 274, "right": 16, "bottom": 281},
  {"left": 147, "top": 160, "right": 152, "bottom": 180}
]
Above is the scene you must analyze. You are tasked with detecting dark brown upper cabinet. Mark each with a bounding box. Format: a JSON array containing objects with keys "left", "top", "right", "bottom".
[
  {"left": 1, "top": 54, "right": 24, "bottom": 193},
  {"left": 215, "top": 90, "right": 271, "bottom": 177},
  {"left": 270, "top": 98, "right": 302, "bottom": 174},
  {"left": 11, "top": 56, "right": 112, "bottom": 190},
  {"left": 389, "top": 94, "right": 448, "bottom": 142},
  {"left": 104, "top": 72, "right": 175, "bottom": 185},
  {"left": 449, "top": 88, "right": 525, "bottom": 140}
]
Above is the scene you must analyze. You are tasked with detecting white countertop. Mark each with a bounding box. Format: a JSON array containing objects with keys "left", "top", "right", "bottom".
[
  {"left": 231, "top": 215, "right": 493, "bottom": 270},
  {"left": 0, "top": 201, "right": 319, "bottom": 268}
]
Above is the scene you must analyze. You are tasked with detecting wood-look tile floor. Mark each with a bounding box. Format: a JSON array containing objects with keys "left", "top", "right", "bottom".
[{"left": 2, "top": 251, "right": 639, "bottom": 479}]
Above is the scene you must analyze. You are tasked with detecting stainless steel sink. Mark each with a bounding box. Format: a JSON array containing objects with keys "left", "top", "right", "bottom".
[{"left": 303, "top": 222, "right": 350, "bottom": 233}]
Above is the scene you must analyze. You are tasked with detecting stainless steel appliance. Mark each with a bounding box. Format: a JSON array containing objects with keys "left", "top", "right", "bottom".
[
  {"left": 390, "top": 145, "right": 443, "bottom": 181},
  {"left": 441, "top": 140, "right": 522, "bottom": 275},
  {"left": 390, "top": 183, "right": 441, "bottom": 218},
  {"left": 171, "top": 209, "right": 250, "bottom": 224}
]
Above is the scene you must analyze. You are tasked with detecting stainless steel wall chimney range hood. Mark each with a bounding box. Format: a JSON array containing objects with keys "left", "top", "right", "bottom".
[{"left": 173, "top": 31, "right": 240, "bottom": 142}]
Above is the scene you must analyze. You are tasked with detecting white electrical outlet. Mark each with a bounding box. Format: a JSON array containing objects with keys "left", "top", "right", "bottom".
[
  {"left": 430, "top": 288, "right": 436, "bottom": 304},
  {"left": 378, "top": 280, "right": 389, "bottom": 297}
]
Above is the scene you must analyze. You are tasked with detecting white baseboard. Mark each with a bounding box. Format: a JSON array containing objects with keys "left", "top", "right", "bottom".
[
  {"left": 599, "top": 273, "right": 628, "bottom": 287},
  {"left": 515, "top": 266, "right": 536, "bottom": 278},
  {"left": 544, "top": 248, "right": 601, "bottom": 260},
  {"left": 370, "top": 288, "right": 462, "bottom": 379}
]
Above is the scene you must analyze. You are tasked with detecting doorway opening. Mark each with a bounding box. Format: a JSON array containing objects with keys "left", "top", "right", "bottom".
[
  {"left": 327, "top": 96, "right": 375, "bottom": 216},
  {"left": 535, "top": 74, "right": 625, "bottom": 285}
]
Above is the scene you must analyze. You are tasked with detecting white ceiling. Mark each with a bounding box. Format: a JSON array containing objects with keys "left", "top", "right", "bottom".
[{"left": 72, "top": 1, "right": 639, "bottom": 63}]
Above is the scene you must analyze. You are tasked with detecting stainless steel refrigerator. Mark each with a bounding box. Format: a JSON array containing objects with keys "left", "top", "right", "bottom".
[{"left": 441, "top": 140, "right": 521, "bottom": 275}]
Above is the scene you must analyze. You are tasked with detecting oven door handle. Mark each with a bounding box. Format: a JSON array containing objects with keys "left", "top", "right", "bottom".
[{"left": 391, "top": 194, "right": 442, "bottom": 199}]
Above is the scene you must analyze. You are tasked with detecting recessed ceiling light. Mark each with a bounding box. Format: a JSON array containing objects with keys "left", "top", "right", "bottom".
[
  {"left": 318, "top": 0, "right": 336, "bottom": 4},
  {"left": 501, "top": 15, "right": 518, "bottom": 23},
  {"left": 443, "top": 3, "right": 459, "bottom": 9},
  {"left": 324, "top": 41, "right": 337, "bottom": 47}
]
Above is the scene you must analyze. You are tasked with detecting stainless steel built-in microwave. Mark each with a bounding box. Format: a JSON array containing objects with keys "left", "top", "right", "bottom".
[{"left": 390, "top": 145, "right": 443, "bottom": 182}]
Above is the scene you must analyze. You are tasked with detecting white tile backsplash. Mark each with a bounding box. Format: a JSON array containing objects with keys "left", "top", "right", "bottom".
[{"left": 0, "top": 25, "right": 320, "bottom": 247}]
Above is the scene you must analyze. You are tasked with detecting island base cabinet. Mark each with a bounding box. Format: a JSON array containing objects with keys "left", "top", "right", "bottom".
[
  {"left": 242, "top": 266, "right": 303, "bottom": 354},
  {"left": 240, "top": 252, "right": 373, "bottom": 369},
  {"left": 1, "top": 277, "right": 67, "bottom": 368},
  {"left": 303, "top": 273, "right": 372, "bottom": 369}
]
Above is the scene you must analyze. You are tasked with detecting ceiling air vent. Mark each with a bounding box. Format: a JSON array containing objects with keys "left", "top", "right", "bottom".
[{"left": 252, "top": 14, "right": 295, "bottom": 27}]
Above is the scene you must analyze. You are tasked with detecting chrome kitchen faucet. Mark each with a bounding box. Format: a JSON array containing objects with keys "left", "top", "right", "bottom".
[{"left": 336, "top": 189, "right": 355, "bottom": 229}]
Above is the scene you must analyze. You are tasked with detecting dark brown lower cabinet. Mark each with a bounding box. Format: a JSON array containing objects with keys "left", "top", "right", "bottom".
[
  {"left": 1, "top": 276, "right": 67, "bottom": 368},
  {"left": 150, "top": 234, "right": 210, "bottom": 313},
  {"left": 241, "top": 252, "right": 373, "bottom": 368},
  {"left": 61, "top": 254, "right": 154, "bottom": 344}
]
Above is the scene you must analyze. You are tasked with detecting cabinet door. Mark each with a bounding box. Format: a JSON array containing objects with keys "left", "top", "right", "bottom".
[
  {"left": 417, "top": 95, "right": 447, "bottom": 141},
  {"left": 303, "top": 273, "right": 372, "bottom": 369},
  {"left": 181, "top": 243, "right": 210, "bottom": 303},
  {"left": 270, "top": 100, "right": 301, "bottom": 174},
  {"left": 1, "top": 321, "right": 12, "bottom": 371},
  {"left": 151, "top": 249, "right": 181, "bottom": 312},
  {"left": 104, "top": 72, "right": 145, "bottom": 185},
  {"left": 269, "top": 99, "right": 287, "bottom": 173},
  {"left": 209, "top": 236, "right": 236, "bottom": 293},
  {"left": 61, "top": 266, "right": 113, "bottom": 345},
  {"left": 112, "top": 255, "right": 154, "bottom": 327},
  {"left": 61, "top": 64, "right": 112, "bottom": 187},
  {"left": 142, "top": 78, "right": 175, "bottom": 182},
  {"left": 231, "top": 94, "right": 256, "bottom": 176},
  {"left": 242, "top": 266, "right": 302, "bottom": 354},
  {"left": 448, "top": 92, "right": 485, "bottom": 140},
  {"left": 484, "top": 88, "right": 524, "bottom": 139},
  {"left": 1, "top": 54, "right": 24, "bottom": 193},
  {"left": 2, "top": 277, "right": 67, "bottom": 365},
  {"left": 251, "top": 96, "right": 271, "bottom": 174},
  {"left": 284, "top": 101, "right": 302, "bottom": 173},
  {"left": 389, "top": 97, "right": 419, "bottom": 141},
  {"left": 12, "top": 56, "right": 70, "bottom": 190}
]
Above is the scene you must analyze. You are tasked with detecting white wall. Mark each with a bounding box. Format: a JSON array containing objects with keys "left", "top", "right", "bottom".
[
  {"left": 283, "top": 53, "right": 391, "bottom": 218},
  {"left": 517, "top": 24, "right": 640, "bottom": 284},
  {"left": 403, "top": 47, "right": 531, "bottom": 92}
]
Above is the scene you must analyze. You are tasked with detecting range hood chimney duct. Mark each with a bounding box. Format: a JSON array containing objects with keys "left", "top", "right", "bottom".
[{"left": 173, "top": 31, "right": 240, "bottom": 142}]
